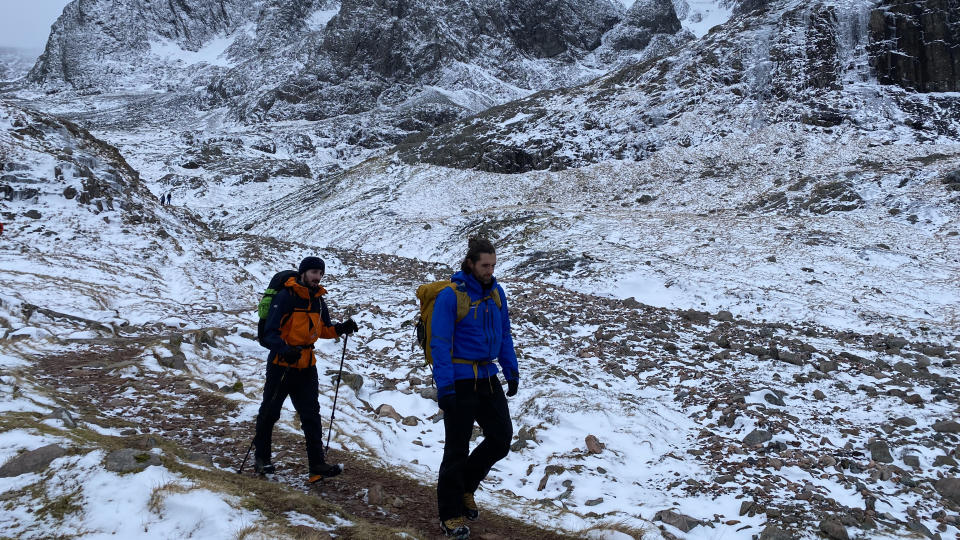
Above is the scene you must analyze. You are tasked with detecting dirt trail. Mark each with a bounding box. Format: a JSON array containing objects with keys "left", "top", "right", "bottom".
[{"left": 34, "top": 349, "right": 580, "bottom": 540}]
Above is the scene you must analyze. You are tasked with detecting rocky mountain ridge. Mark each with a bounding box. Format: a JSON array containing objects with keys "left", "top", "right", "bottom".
[{"left": 397, "top": 0, "right": 960, "bottom": 173}]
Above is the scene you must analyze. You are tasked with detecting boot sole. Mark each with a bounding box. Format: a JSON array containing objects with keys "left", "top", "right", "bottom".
[
  {"left": 308, "top": 464, "right": 343, "bottom": 483},
  {"left": 439, "top": 521, "right": 470, "bottom": 539}
]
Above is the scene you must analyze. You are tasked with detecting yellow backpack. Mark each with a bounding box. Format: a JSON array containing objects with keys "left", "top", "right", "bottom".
[{"left": 415, "top": 280, "right": 501, "bottom": 366}]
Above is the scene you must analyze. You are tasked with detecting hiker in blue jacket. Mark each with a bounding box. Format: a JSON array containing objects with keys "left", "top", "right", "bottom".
[{"left": 431, "top": 237, "right": 519, "bottom": 538}]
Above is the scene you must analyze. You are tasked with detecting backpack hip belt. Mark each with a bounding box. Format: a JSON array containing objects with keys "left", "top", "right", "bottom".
[{"left": 452, "top": 358, "right": 493, "bottom": 391}]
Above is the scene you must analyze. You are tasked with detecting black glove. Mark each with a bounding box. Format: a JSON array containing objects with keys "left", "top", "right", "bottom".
[
  {"left": 335, "top": 318, "right": 359, "bottom": 336},
  {"left": 506, "top": 379, "right": 518, "bottom": 397},
  {"left": 280, "top": 346, "right": 301, "bottom": 364},
  {"left": 438, "top": 394, "right": 456, "bottom": 413}
]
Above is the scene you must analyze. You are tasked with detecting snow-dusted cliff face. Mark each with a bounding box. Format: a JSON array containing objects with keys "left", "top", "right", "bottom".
[
  {"left": 27, "top": 0, "right": 693, "bottom": 124},
  {"left": 28, "top": 0, "right": 259, "bottom": 90},
  {"left": 397, "top": 0, "right": 960, "bottom": 173}
]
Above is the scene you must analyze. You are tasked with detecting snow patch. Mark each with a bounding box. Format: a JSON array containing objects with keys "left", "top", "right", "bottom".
[
  {"left": 149, "top": 35, "right": 234, "bottom": 68},
  {"left": 306, "top": 7, "right": 340, "bottom": 31}
]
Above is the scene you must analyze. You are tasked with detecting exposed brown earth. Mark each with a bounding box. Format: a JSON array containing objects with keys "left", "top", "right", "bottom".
[{"left": 32, "top": 348, "right": 579, "bottom": 540}]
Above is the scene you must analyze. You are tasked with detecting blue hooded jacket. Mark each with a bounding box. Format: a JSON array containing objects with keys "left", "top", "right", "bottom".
[{"left": 430, "top": 271, "right": 519, "bottom": 398}]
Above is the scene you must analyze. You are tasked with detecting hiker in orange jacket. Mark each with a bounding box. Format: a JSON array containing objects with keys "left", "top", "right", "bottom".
[{"left": 254, "top": 256, "right": 358, "bottom": 482}]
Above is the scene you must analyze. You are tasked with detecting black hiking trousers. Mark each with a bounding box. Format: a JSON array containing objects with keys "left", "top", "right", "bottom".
[
  {"left": 254, "top": 361, "right": 326, "bottom": 468},
  {"left": 437, "top": 375, "right": 513, "bottom": 521}
]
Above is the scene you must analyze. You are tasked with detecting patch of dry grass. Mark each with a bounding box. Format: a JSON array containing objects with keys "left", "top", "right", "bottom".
[
  {"left": 147, "top": 481, "right": 195, "bottom": 516},
  {"left": 576, "top": 519, "right": 649, "bottom": 539}
]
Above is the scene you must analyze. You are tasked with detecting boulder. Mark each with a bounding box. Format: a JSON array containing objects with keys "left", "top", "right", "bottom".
[
  {"left": 104, "top": 448, "right": 161, "bottom": 473},
  {"left": 375, "top": 404, "right": 403, "bottom": 422},
  {"left": 819, "top": 519, "right": 849, "bottom": 540},
  {"left": 868, "top": 0, "right": 960, "bottom": 92},
  {"left": 933, "top": 420, "right": 960, "bottom": 433},
  {"left": 743, "top": 429, "right": 773, "bottom": 446},
  {"left": 0, "top": 444, "right": 67, "bottom": 477},
  {"left": 653, "top": 509, "right": 702, "bottom": 533},
  {"left": 936, "top": 477, "right": 960, "bottom": 503},
  {"left": 759, "top": 524, "right": 795, "bottom": 540}
]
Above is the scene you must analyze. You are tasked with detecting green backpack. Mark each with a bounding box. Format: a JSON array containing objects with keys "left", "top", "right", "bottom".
[
  {"left": 415, "top": 280, "right": 501, "bottom": 366},
  {"left": 256, "top": 270, "right": 299, "bottom": 347}
]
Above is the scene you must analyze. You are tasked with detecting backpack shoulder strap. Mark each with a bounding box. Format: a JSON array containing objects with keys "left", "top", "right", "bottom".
[
  {"left": 491, "top": 287, "right": 502, "bottom": 309},
  {"left": 453, "top": 284, "right": 472, "bottom": 322}
]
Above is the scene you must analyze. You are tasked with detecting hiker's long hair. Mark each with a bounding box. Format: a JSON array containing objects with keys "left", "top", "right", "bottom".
[{"left": 461, "top": 237, "right": 496, "bottom": 273}]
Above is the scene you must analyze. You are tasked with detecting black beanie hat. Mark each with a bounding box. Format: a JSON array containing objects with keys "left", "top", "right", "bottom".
[{"left": 298, "top": 256, "right": 325, "bottom": 274}]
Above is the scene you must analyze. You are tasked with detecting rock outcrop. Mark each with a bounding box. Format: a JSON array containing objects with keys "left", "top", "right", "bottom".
[{"left": 868, "top": 0, "right": 960, "bottom": 92}]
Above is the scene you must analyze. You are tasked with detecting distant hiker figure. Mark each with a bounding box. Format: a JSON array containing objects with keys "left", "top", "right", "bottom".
[
  {"left": 165, "top": 192, "right": 172, "bottom": 205},
  {"left": 254, "top": 256, "right": 358, "bottom": 482},
  {"left": 430, "top": 238, "right": 519, "bottom": 538}
]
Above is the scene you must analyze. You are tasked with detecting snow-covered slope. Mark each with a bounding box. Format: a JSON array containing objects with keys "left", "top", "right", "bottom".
[
  {"left": 0, "top": 48, "right": 40, "bottom": 83},
  {"left": 3, "top": 107, "right": 958, "bottom": 535},
  {"left": 233, "top": 0, "right": 960, "bottom": 338}
]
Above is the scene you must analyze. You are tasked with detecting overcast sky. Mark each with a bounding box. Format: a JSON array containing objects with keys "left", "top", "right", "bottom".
[{"left": 0, "top": 0, "right": 72, "bottom": 49}]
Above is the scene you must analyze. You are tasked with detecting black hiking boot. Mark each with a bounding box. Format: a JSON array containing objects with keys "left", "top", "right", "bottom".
[
  {"left": 440, "top": 517, "right": 470, "bottom": 539},
  {"left": 307, "top": 462, "right": 343, "bottom": 483},
  {"left": 253, "top": 456, "right": 275, "bottom": 475},
  {"left": 463, "top": 492, "right": 479, "bottom": 521}
]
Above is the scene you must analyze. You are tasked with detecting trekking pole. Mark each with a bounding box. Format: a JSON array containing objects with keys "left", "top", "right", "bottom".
[
  {"left": 325, "top": 334, "right": 348, "bottom": 452},
  {"left": 238, "top": 367, "right": 288, "bottom": 474}
]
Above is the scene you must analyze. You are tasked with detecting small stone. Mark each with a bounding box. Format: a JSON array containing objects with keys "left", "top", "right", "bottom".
[
  {"left": 813, "top": 389, "right": 827, "bottom": 400},
  {"left": 585, "top": 498, "right": 604, "bottom": 506},
  {"left": 367, "top": 483, "right": 386, "bottom": 506},
  {"left": 935, "top": 478, "right": 960, "bottom": 503},
  {"left": 375, "top": 404, "right": 403, "bottom": 422},
  {"left": 758, "top": 524, "right": 794, "bottom": 540},
  {"left": 763, "top": 391, "right": 786, "bottom": 406},
  {"left": 418, "top": 387, "right": 438, "bottom": 401},
  {"left": 903, "top": 394, "right": 923, "bottom": 405},
  {"left": 104, "top": 448, "right": 161, "bottom": 473},
  {"left": 45, "top": 407, "right": 77, "bottom": 428},
  {"left": 653, "top": 509, "right": 702, "bottom": 533},
  {"left": 893, "top": 416, "right": 917, "bottom": 427},
  {"left": 739, "top": 501, "right": 754, "bottom": 516},
  {"left": 743, "top": 429, "right": 773, "bottom": 446},
  {"left": 402, "top": 415, "right": 419, "bottom": 426},
  {"left": 934, "top": 455, "right": 958, "bottom": 467},
  {"left": 903, "top": 454, "right": 921, "bottom": 467},
  {"left": 585, "top": 434, "right": 604, "bottom": 454},
  {"left": 157, "top": 353, "right": 188, "bottom": 370},
  {"left": 933, "top": 420, "right": 960, "bottom": 433},
  {"left": 867, "top": 440, "right": 893, "bottom": 463},
  {"left": 819, "top": 519, "right": 849, "bottom": 540},
  {"left": 779, "top": 350, "right": 803, "bottom": 365},
  {"left": 819, "top": 359, "right": 838, "bottom": 373},
  {"left": 717, "top": 310, "right": 734, "bottom": 322},
  {"left": 893, "top": 361, "right": 913, "bottom": 375}
]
